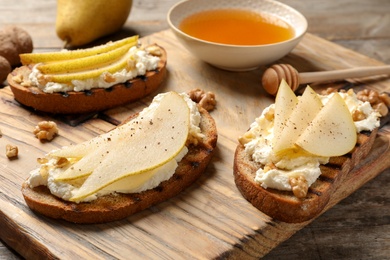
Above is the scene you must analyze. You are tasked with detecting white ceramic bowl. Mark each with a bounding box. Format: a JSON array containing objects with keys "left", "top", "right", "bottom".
[{"left": 167, "top": 0, "right": 308, "bottom": 71}]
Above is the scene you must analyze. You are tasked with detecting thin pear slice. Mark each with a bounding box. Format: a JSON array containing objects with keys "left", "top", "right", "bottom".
[
  {"left": 54, "top": 113, "right": 151, "bottom": 181},
  {"left": 20, "top": 36, "right": 138, "bottom": 65},
  {"left": 69, "top": 92, "right": 190, "bottom": 202},
  {"left": 295, "top": 92, "right": 357, "bottom": 157},
  {"left": 50, "top": 136, "right": 111, "bottom": 159},
  {"left": 101, "top": 159, "right": 178, "bottom": 193},
  {"left": 54, "top": 91, "right": 180, "bottom": 182},
  {"left": 272, "top": 79, "right": 298, "bottom": 149},
  {"left": 57, "top": 129, "right": 142, "bottom": 181},
  {"left": 50, "top": 142, "right": 93, "bottom": 159},
  {"left": 37, "top": 43, "right": 135, "bottom": 74},
  {"left": 273, "top": 86, "right": 323, "bottom": 154},
  {"left": 56, "top": 142, "right": 117, "bottom": 180},
  {"left": 50, "top": 129, "right": 117, "bottom": 158},
  {"left": 50, "top": 118, "right": 143, "bottom": 159},
  {"left": 42, "top": 46, "right": 137, "bottom": 84},
  {"left": 102, "top": 169, "right": 157, "bottom": 193}
]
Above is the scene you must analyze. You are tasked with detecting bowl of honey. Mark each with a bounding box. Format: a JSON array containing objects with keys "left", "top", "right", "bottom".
[{"left": 167, "top": 0, "right": 307, "bottom": 71}]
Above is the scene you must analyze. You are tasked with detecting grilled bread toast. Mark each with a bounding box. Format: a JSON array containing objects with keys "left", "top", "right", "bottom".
[
  {"left": 233, "top": 129, "right": 378, "bottom": 223},
  {"left": 7, "top": 44, "right": 167, "bottom": 114},
  {"left": 233, "top": 85, "right": 387, "bottom": 223},
  {"left": 22, "top": 100, "right": 217, "bottom": 224}
]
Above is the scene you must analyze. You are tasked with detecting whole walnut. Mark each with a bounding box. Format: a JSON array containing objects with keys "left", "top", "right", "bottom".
[
  {"left": 0, "top": 56, "right": 11, "bottom": 83},
  {"left": 0, "top": 26, "right": 33, "bottom": 66}
]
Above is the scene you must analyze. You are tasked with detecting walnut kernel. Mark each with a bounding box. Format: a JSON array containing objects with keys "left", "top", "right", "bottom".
[
  {"left": 238, "top": 131, "right": 254, "bottom": 145},
  {"left": 188, "top": 88, "right": 216, "bottom": 111},
  {"left": 373, "top": 102, "right": 389, "bottom": 117},
  {"left": 37, "top": 157, "right": 48, "bottom": 164},
  {"left": 145, "top": 45, "right": 162, "bottom": 56},
  {"left": 264, "top": 109, "right": 274, "bottom": 121},
  {"left": 379, "top": 93, "right": 390, "bottom": 107},
  {"left": 33, "top": 121, "right": 59, "bottom": 141},
  {"left": 55, "top": 157, "right": 69, "bottom": 168},
  {"left": 352, "top": 109, "right": 366, "bottom": 121},
  {"left": 264, "top": 162, "right": 276, "bottom": 173},
  {"left": 6, "top": 144, "right": 18, "bottom": 159},
  {"left": 103, "top": 72, "right": 116, "bottom": 83},
  {"left": 356, "top": 89, "right": 389, "bottom": 117},
  {"left": 12, "top": 74, "right": 23, "bottom": 84},
  {"left": 321, "top": 87, "right": 338, "bottom": 95},
  {"left": 289, "top": 175, "right": 308, "bottom": 198}
]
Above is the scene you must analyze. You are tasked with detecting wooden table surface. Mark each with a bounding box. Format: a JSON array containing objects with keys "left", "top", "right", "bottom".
[{"left": 1, "top": 0, "right": 389, "bottom": 259}]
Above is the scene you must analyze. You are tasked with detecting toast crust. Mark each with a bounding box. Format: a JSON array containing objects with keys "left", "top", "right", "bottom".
[
  {"left": 22, "top": 106, "right": 217, "bottom": 224},
  {"left": 233, "top": 129, "right": 378, "bottom": 223},
  {"left": 7, "top": 44, "right": 167, "bottom": 114}
]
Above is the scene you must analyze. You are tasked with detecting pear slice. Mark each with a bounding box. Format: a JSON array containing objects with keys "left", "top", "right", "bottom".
[
  {"left": 42, "top": 46, "right": 137, "bottom": 84},
  {"left": 50, "top": 136, "right": 111, "bottom": 159},
  {"left": 53, "top": 111, "right": 155, "bottom": 178},
  {"left": 102, "top": 159, "right": 178, "bottom": 193},
  {"left": 68, "top": 92, "right": 190, "bottom": 202},
  {"left": 56, "top": 142, "right": 117, "bottom": 180},
  {"left": 50, "top": 118, "right": 143, "bottom": 159},
  {"left": 102, "top": 168, "right": 157, "bottom": 193},
  {"left": 295, "top": 92, "right": 357, "bottom": 157},
  {"left": 36, "top": 43, "right": 135, "bottom": 74},
  {"left": 273, "top": 86, "right": 323, "bottom": 154},
  {"left": 50, "top": 141, "right": 98, "bottom": 159},
  {"left": 50, "top": 128, "right": 118, "bottom": 159},
  {"left": 20, "top": 36, "right": 138, "bottom": 65},
  {"left": 272, "top": 79, "right": 298, "bottom": 149}
]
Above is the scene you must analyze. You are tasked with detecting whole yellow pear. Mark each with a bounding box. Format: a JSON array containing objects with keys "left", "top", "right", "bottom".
[{"left": 56, "top": 0, "right": 132, "bottom": 47}]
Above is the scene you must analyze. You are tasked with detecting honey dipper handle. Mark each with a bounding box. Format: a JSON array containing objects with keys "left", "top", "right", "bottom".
[{"left": 298, "top": 65, "right": 390, "bottom": 84}]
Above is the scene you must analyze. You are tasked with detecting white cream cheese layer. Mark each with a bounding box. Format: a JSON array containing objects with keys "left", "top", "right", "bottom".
[
  {"left": 29, "top": 46, "right": 160, "bottom": 93},
  {"left": 244, "top": 90, "right": 380, "bottom": 191},
  {"left": 28, "top": 147, "right": 188, "bottom": 202},
  {"left": 27, "top": 93, "right": 202, "bottom": 203}
]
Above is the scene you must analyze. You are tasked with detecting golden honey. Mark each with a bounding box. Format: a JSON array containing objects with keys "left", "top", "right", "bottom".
[{"left": 179, "top": 9, "right": 295, "bottom": 45}]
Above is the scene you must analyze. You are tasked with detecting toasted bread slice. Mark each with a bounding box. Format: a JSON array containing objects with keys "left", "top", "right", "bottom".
[
  {"left": 21, "top": 105, "right": 217, "bottom": 224},
  {"left": 7, "top": 44, "right": 167, "bottom": 114},
  {"left": 233, "top": 129, "right": 378, "bottom": 223}
]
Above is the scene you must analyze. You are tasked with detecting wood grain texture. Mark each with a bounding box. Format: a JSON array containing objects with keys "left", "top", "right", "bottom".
[
  {"left": 1, "top": 29, "right": 389, "bottom": 259},
  {"left": 1, "top": 0, "right": 390, "bottom": 259}
]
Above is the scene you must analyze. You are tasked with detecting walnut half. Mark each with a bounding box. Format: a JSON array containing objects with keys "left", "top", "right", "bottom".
[
  {"left": 6, "top": 144, "right": 18, "bottom": 159},
  {"left": 188, "top": 88, "right": 216, "bottom": 111},
  {"left": 33, "top": 121, "right": 59, "bottom": 142},
  {"left": 289, "top": 175, "right": 308, "bottom": 198},
  {"left": 356, "top": 89, "right": 389, "bottom": 117}
]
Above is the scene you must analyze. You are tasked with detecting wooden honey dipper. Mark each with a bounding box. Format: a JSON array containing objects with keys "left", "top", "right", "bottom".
[{"left": 262, "top": 63, "right": 390, "bottom": 95}]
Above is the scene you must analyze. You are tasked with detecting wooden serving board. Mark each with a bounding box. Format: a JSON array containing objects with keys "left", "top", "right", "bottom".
[{"left": 0, "top": 30, "right": 389, "bottom": 259}]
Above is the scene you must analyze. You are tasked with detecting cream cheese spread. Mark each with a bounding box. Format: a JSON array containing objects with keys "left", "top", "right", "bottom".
[
  {"left": 27, "top": 92, "right": 202, "bottom": 203},
  {"left": 29, "top": 46, "right": 160, "bottom": 93},
  {"left": 243, "top": 89, "right": 380, "bottom": 192}
]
